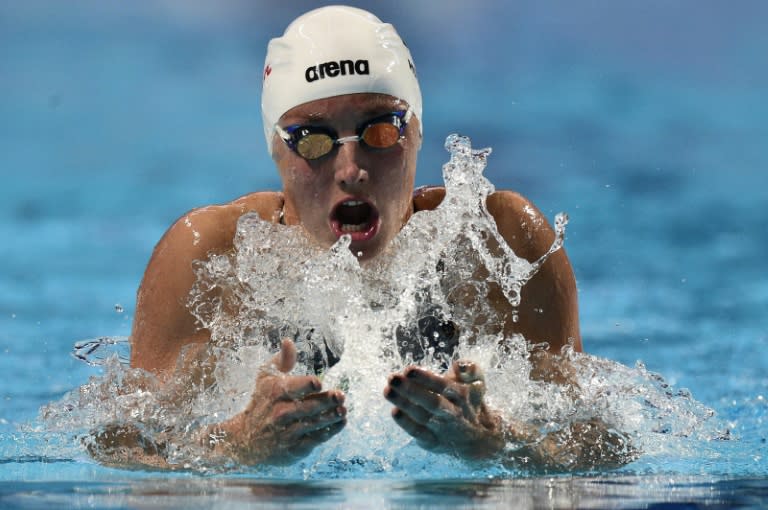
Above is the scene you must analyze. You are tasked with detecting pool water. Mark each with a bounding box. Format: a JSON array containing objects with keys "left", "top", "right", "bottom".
[{"left": 1, "top": 1, "right": 767, "bottom": 508}]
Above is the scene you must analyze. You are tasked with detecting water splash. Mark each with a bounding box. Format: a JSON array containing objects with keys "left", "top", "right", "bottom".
[
  {"left": 71, "top": 336, "right": 130, "bottom": 366},
  {"left": 37, "top": 134, "right": 724, "bottom": 476}
]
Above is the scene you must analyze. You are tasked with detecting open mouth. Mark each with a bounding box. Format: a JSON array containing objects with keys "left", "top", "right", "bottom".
[{"left": 330, "top": 199, "right": 380, "bottom": 241}]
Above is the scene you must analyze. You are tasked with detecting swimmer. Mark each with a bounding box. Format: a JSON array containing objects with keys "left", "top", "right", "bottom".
[{"left": 112, "top": 6, "right": 631, "bottom": 470}]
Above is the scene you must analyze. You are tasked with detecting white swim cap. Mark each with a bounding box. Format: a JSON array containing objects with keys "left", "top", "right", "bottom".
[{"left": 261, "top": 6, "right": 422, "bottom": 155}]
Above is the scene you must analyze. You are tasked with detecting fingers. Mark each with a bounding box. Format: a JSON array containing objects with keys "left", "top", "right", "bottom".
[
  {"left": 284, "top": 420, "right": 347, "bottom": 458},
  {"left": 275, "top": 391, "right": 347, "bottom": 448},
  {"left": 230, "top": 340, "right": 349, "bottom": 464},
  {"left": 269, "top": 338, "right": 297, "bottom": 373},
  {"left": 402, "top": 366, "right": 450, "bottom": 394},
  {"left": 384, "top": 384, "right": 433, "bottom": 425},
  {"left": 281, "top": 404, "right": 347, "bottom": 442},
  {"left": 385, "top": 364, "right": 505, "bottom": 459},
  {"left": 385, "top": 362, "right": 491, "bottom": 444},
  {"left": 261, "top": 340, "right": 346, "bottom": 438},
  {"left": 384, "top": 372, "right": 476, "bottom": 425},
  {"left": 398, "top": 368, "right": 478, "bottom": 418},
  {"left": 254, "top": 338, "right": 323, "bottom": 403},
  {"left": 386, "top": 374, "right": 441, "bottom": 412},
  {"left": 391, "top": 408, "right": 438, "bottom": 450},
  {"left": 276, "top": 374, "right": 323, "bottom": 400},
  {"left": 451, "top": 360, "right": 484, "bottom": 385},
  {"left": 272, "top": 390, "right": 345, "bottom": 427},
  {"left": 450, "top": 360, "right": 486, "bottom": 408}
]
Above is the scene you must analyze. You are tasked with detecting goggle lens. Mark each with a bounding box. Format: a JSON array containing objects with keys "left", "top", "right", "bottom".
[
  {"left": 296, "top": 133, "right": 335, "bottom": 160},
  {"left": 278, "top": 109, "right": 411, "bottom": 160},
  {"left": 360, "top": 122, "right": 401, "bottom": 149}
]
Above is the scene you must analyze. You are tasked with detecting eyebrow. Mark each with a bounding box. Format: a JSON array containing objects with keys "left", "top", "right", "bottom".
[{"left": 304, "top": 111, "right": 330, "bottom": 122}]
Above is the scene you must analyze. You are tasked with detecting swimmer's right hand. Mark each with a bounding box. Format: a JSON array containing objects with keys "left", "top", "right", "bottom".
[{"left": 203, "top": 338, "right": 347, "bottom": 465}]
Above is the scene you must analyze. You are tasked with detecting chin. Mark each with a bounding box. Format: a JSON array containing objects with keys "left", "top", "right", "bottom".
[{"left": 348, "top": 236, "right": 387, "bottom": 262}]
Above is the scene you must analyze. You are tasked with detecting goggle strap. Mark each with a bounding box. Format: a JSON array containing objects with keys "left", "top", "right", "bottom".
[
  {"left": 403, "top": 108, "right": 413, "bottom": 125},
  {"left": 275, "top": 124, "right": 292, "bottom": 142},
  {"left": 335, "top": 135, "right": 361, "bottom": 145}
]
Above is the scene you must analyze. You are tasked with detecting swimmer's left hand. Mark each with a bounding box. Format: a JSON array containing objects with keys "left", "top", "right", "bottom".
[{"left": 384, "top": 360, "right": 505, "bottom": 459}]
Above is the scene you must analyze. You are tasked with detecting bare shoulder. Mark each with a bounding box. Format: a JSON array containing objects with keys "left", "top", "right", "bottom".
[
  {"left": 145, "top": 191, "right": 284, "bottom": 282},
  {"left": 413, "top": 186, "right": 581, "bottom": 353},
  {"left": 487, "top": 190, "right": 582, "bottom": 353},
  {"left": 413, "top": 186, "right": 555, "bottom": 262},
  {"left": 412, "top": 185, "right": 446, "bottom": 211},
  {"left": 162, "top": 191, "right": 284, "bottom": 251},
  {"left": 485, "top": 190, "right": 557, "bottom": 263},
  {"left": 131, "top": 191, "right": 284, "bottom": 374}
]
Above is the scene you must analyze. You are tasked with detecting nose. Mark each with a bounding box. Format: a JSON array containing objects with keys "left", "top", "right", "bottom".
[{"left": 333, "top": 142, "right": 369, "bottom": 189}]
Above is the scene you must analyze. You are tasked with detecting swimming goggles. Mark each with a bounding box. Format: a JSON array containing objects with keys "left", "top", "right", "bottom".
[{"left": 275, "top": 108, "right": 413, "bottom": 160}]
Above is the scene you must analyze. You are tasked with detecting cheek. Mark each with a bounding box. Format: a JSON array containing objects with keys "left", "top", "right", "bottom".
[
  {"left": 279, "top": 162, "right": 317, "bottom": 191},
  {"left": 392, "top": 151, "right": 417, "bottom": 192},
  {"left": 274, "top": 144, "right": 319, "bottom": 186}
]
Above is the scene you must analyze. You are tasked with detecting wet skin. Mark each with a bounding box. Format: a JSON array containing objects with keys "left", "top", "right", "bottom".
[
  {"left": 384, "top": 362, "right": 505, "bottom": 459},
  {"left": 273, "top": 93, "right": 420, "bottom": 262},
  {"left": 128, "top": 92, "right": 586, "bottom": 466},
  {"left": 270, "top": 94, "right": 504, "bottom": 458},
  {"left": 209, "top": 339, "right": 347, "bottom": 465}
]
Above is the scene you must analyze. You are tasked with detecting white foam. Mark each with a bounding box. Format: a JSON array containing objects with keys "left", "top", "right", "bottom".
[{"left": 38, "top": 134, "right": 724, "bottom": 476}]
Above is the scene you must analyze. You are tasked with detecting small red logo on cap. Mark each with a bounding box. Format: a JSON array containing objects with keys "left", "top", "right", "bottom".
[{"left": 263, "top": 65, "right": 272, "bottom": 82}]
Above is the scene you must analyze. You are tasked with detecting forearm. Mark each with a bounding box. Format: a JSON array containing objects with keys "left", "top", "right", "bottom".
[
  {"left": 503, "top": 417, "right": 635, "bottom": 471},
  {"left": 86, "top": 410, "right": 264, "bottom": 471},
  {"left": 197, "top": 414, "right": 281, "bottom": 466},
  {"left": 84, "top": 341, "right": 225, "bottom": 470},
  {"left": 86, "top": 423, "right": 177, "bottom": 470}
]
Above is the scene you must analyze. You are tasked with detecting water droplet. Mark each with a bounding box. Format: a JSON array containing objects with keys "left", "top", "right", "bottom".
[{"left": 48, "top": 133, "right": 707, "bottom": 474}]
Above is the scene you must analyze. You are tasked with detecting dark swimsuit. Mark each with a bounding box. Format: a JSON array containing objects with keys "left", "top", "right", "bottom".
[{"left": 269, "top": 312, "right": 460, "bottom": 376}]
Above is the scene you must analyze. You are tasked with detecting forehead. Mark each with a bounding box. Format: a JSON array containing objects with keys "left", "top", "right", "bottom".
[{"left": 279, "top": 93, "right": 408, "bottom": 124}]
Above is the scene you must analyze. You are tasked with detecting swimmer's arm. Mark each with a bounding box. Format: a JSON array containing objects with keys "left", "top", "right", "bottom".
[
  {"left": 411, "top": 190, "right": 631, "bottom": 468},
  {"left": 502, "top": 415, "right": 635, "bottom": 471},
  {"left": 111, "top": 188, "right": 345, "bottom": 468},
  {"left": 130, "top": 192, "right": 284, "bottom": 377},
  {"left": 486, "top": 194, "right": 637, "bottom": 467},
  {"left": 198, "top": 339, "right": 347, "bottom": 466},
  {"left": 90, "top": 338, "right": 347, "bottom": 469},
  {"left": 413, "top": 187, "right": 581, "bottom": 355},
  {"left": 486, "top": 190, "right": 581, "bottom": 355},
  {"left": 386, "top": 359, "right": 633, "bottom": 470}
]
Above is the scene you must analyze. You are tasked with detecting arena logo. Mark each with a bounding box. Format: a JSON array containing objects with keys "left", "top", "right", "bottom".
[{"left": 305, "top": 59, "right": 369, "bottom": 82}]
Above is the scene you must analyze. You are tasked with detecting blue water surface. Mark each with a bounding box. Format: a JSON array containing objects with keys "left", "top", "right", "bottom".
[{"left": 1, "top": 1, "right": 767, "bottom": 508}]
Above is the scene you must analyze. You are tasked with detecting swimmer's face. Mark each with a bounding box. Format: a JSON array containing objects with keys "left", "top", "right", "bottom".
[{"left": 272, "top": 93, "right": 421, "bottom": 261}]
